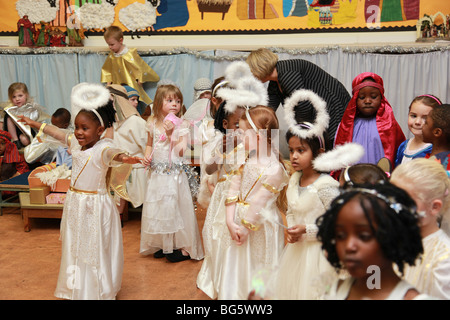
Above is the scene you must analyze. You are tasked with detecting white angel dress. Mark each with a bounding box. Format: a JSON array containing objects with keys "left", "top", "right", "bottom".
[
  {"left": 270, "top": 172, "right": 340, "bottom": 300},
  {"left": 140, "top": 118, "right": 204, "bottom": 260},
  {"left": 54, "top": 136, "right": 126, "bottom": 300},
  {"left": 196, "top": 138, "right": 247, "bottom": 299},
  {"left": 217, "top": 154, "right": 289, "bottom": 300},
  {"left": 402, "top": 229, "right": 450, "bottom": 300},
  {"left": 325, "top": 278, "right": 433, "bottom": 300}
]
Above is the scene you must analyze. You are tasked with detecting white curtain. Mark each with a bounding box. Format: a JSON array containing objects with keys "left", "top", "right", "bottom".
[
  {"left": 0, "top": 48, "right": 448, "bottom": 140},
  {"left": 0, "top": 50, "right": 216, "bottom": 117}
]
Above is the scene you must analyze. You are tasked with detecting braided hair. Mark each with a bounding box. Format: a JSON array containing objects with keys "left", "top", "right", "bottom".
[{"left": 316, "top": 181, "right": 423, "bottom": 276}]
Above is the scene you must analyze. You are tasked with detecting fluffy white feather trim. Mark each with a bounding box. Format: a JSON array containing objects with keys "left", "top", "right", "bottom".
[
  {"left": 224, "top": 61, "right": 254, "bottom": 83},
  {"left": 312, "top": 142, "right": 365, "bottom": 172},
  {"left": 216, "top": 61, "right": 267, "bottom": 113},
  {"left": 283, "top": 89, "right": 329, "bottom": 140},
  {"left": 71, "top": 83, "right": 111, "bottom": 118}
]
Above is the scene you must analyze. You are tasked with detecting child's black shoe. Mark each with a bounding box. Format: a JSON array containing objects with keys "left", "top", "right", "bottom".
[{"left": 165, "top": 250, "right": 190, "bottom": 263}]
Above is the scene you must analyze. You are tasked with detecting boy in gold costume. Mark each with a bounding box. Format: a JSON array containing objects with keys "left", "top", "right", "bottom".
[{"left": 101, "top": 26, "right": 159, "bottom": 105}]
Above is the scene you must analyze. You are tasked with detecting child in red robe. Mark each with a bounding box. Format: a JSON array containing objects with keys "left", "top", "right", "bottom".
[{"left": 334, "top": 72, "right": 405, "bottom": 169}]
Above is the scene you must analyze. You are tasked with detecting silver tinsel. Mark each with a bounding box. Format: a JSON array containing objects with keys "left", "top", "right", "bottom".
[
  {"left": 150, "top": 161, "right": 199, "bottom": 200},
  {"left": 1, "top": 45, "right": 449, "bottom": 59}
]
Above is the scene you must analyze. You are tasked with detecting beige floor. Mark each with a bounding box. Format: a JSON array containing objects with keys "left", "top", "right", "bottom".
[{"left": 0, "top": 203, "right": 210, "bottom": 300}]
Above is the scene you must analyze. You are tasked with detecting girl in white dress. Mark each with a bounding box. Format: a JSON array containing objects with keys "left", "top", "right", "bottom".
[
  {"left": 140, "top": 83, "right": 203, "bottom": 263},
  {"left": 271, "top": 125, "right": 339, "bottom": 300},
  {"left": 220, "top": 105, "right": 290, "bottom": 300},
  {"left": 258, "top": 89, "right": 338, "bottom": 300},
  {"left": 391, "top": 158, "right": 450, "bottom": 299},
  {"left": 19, "top": 83, "right": 142, "bottom": 300},
  {"left": 187, "top": 76, "right": 230, "bottom": 210},
  {"left": 196, "top": 102, "right": 245, "bottom": 299},
  {"left": 317, "top": 182, "right": 429, "bottom": 300}
]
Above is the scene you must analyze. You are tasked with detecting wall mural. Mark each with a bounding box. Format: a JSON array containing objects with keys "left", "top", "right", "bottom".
[{"left": 1, "top": 0, "right": 449, "bottom": 36}]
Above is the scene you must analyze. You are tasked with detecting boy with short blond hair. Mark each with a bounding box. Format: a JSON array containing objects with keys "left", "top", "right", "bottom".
[{"left": 101, "top": 26, "right": 159, "bottom": 105}]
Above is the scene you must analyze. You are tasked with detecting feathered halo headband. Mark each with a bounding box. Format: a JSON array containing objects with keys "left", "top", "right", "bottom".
[
  {"left": 71, "top": 82, "right": 111, "bottom": 127},
  {"left": 312, "top": 142, "right": 365, "bottom": 172},
  {"left": 215, "top": 61, "right": 268, "bottom": 132},
  {"left": 283, "top": 89, "right": 329, "bottom": 142}
]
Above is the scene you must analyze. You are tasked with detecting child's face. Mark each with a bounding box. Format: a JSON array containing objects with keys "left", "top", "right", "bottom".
[
  {"left": 421, "top": 112, "right": 435, "bottom": 144},
  {"left": 74, "top": 113, "right": 103, "bottom": 150},
  {"left": 0, "top": 140, "right": 6, "bottom": 156},
  {"left": 11, "top": 89, "right": 28, "bottom": 107},
  {"left": 161, "top": 95, "right": 182, "bottom": 116},
  {"left": 335, "top": 197, "right": 391, "bottom": 279},
  {"left": 199, "top": 91, "right": 212, "bottom": 100},
  {"left": 129, "top": 96, "right": 139, "bottom": 109},
  {"left": 407, "top": 101, "right": 432, "bottom": 138},
  {"left": 223, "top": 108, "right": 244, "bottom": 131},
  {"left": 356, "top": 86, "right": 382, "bottom": 118},
  {"left": 288, "top": 136, "right": 314, "bottom": 172},
  {"left": 105, "top": 36, "right": 124, "bottom": 54}
]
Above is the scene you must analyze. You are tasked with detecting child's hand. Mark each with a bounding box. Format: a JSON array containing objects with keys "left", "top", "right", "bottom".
[
  {"left": 236, "top": 226, "right": 249, "bottom": 245},
  {"left": 121, "top": 156, "right": 144, "bottom": 164},
  {"left": 142, "top": 155, "right": 152, "bottom": 167},
  {"left": 163, "top": 119, "right": 175, "bottom": 137},
  {"left": 17, "top": 115, "right": 42, "bottom": 130},
  {"left": 227, "top": 220, "right": 241, "bottom": 243},
  {"left": 286, "top": 225, "right": 306, "bottom": 243},
  {"left": 17, "top": 115, "right": 33, "bottom": 125}
]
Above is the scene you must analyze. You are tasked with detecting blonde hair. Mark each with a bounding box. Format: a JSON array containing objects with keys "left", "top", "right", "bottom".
[
  {"left": 241, "top": 105, "right": 288, "bottom": 213},
  {"left": 246, "top": 48, "right": 278, "bottom": 81},
  {"left": 391, "top": 158, "right": 450, "bottom": 218},
  {"left": 8, "top": 82, "right": 30, "bottom": 102},
  {"left": 103, "top": 26, "right": 123, "bottom": 41},
  {"left": 151, "top": 84, "right": 184, "bottom": 122}
]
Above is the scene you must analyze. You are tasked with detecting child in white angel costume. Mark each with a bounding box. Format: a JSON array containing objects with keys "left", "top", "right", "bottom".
[
  {"left": 19, "top": 83, "right": 142, "bottom": 300},
  {"left": 141, "top": 83, "right": 203, "bottom": 263},
  {"left": 196, "top": 102, "right": 245, "bottom": 298},
  {"left": 264, "top": 90, "right": 364, "bottom": 300}
]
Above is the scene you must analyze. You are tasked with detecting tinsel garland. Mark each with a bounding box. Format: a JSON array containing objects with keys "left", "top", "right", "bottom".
[
  {"left": 0, "top": 45, "right": 449, "bottom": 60},
  {"left": 150, "top": 161, "right": 200, "bottom": 200}
]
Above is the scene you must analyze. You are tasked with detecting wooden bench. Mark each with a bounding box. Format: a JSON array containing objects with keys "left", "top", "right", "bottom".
[
  {"left": 0, "top": 171, "right": 31, "bottom": 215},
  {"left": 19, "top": 192, "right": 63, "bottom": 232}
]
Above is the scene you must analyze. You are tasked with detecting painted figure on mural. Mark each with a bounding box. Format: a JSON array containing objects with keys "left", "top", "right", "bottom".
[
  {"left": 283, "top": 0, "right": 309, "bottom": 18},
  {"left": 237, "top": 0, "right": 278, "bottom": 20},
  {"left": 365, "top": 0, "right": 420, "bottom": 23},
  {"left": 152, "top": 0, "right": 189, "bottom": 30},
  {"left": 17, "top": 15, "right": 35, "bottom": 47}
]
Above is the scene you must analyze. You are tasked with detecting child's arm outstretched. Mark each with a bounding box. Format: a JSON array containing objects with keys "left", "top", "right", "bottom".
[
  {"left": 18, "top": 115, "right": 68, "bottom": 145},
  {"left": 113, "top": 153, "right": 144, "bottom": 164}
]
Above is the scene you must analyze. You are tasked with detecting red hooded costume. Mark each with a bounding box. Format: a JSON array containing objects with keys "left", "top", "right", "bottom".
[
  {"left": 0, "top": 130, "right": 29, "bottom": 181},
  {"left": 334, "top": 72, "right": 405, "bottom": 166}
]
